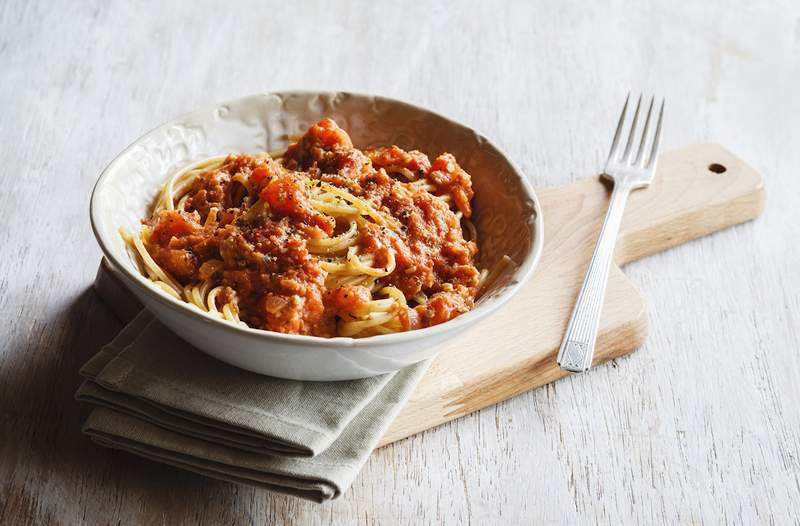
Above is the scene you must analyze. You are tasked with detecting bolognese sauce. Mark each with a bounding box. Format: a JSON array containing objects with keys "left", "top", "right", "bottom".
[{"left": 130, "top": 118, "right": 483, "bottom": 337}]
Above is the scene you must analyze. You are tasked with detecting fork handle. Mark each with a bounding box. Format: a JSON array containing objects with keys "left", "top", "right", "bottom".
[{"left": 557, "top": 180, "right": 633, "bottom": 373}]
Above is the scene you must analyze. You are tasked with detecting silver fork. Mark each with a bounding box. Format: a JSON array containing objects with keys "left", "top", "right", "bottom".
[{"left": 557, "top": 94, "right": 665, "bottom": 373}]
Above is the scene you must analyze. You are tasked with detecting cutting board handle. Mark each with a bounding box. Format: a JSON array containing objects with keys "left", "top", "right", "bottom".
[{"left": 539, "top": 143, "right": 765, "bottom": 267}]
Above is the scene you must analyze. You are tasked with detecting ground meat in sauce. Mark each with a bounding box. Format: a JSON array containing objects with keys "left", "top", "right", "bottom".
[{"left": 145, "top": 118, "right": 480, "bottom": 336}]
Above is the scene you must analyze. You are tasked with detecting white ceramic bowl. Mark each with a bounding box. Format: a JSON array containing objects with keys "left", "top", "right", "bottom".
[{"left": 90, "top": 91, "right": 543, "bottom": 380}]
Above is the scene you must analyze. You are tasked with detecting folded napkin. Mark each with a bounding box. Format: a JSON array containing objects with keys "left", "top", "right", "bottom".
[{"left": 76, "top": 311, "right": 430, "bottom": 502}]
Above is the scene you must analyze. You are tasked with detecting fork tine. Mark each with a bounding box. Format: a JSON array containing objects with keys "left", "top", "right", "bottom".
[
  {"left": 606, "top": 93, "right": 630, "bottom": 165},
  {"left": 621, "top": 94, "right": 642, "bottom": 163},
  {"left": 645, "top": 98, "right": 665, "bottom": 168},
  {"left": 634, "top": 96, "right": 655, "bottom": 165}
]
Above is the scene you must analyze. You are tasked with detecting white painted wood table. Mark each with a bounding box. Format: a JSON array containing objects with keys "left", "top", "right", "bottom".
[{"left": 1, "top": 1, "right": 798, "bottom": 523}]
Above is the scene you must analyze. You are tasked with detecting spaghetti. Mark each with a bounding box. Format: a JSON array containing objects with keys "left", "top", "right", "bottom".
[{"left": 123, "top": 118, "right": 493, "bottom": 337}]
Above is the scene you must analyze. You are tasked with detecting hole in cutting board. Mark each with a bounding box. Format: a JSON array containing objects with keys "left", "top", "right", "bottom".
[{"left": 708, "top": 163, "right": 727, "bottom": 174}]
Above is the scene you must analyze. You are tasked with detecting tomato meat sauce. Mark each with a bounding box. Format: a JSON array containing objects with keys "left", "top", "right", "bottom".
[{"left": 144, "top": 118, "right": 481, "bottom": 336}]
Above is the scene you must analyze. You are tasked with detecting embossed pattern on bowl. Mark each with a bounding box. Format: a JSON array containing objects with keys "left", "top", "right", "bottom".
[{"left": 90, "top": 91, "right": 544, "bottom": 380}]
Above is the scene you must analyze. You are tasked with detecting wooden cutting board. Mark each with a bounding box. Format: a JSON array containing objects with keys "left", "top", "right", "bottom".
[{"left": 93, "top": 143, "right": 765, "bottom": 448}]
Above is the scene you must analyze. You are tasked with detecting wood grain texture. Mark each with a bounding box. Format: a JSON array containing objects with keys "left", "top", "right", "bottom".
[{"left": 1, "top": 0, "right": 798, "bottom": 524}]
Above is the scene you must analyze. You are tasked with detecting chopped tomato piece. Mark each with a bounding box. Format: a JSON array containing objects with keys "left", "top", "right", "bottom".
[
  {"left": 327, "top": 286, "right": 371, "bottom": 316},
  {"left": 150, "top": 210, "right": 199, "bottom": 244},
  {"left": 251, "top": 166, "right": 270, "bottom": 185}
]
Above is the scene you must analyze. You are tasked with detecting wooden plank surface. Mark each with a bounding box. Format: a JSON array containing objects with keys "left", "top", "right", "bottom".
[{"left": 1, "top": 1, "right": 798, "bottom": 524}]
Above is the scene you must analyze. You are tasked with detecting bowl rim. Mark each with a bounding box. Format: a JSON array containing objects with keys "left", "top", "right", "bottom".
[{"left": 90, "top": 90, "right": 544, "bottom": 349}]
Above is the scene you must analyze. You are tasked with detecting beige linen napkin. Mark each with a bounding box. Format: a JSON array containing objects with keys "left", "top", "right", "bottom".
[{"left": 76, "top": 311, "right": 429, "bottom": 502}]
